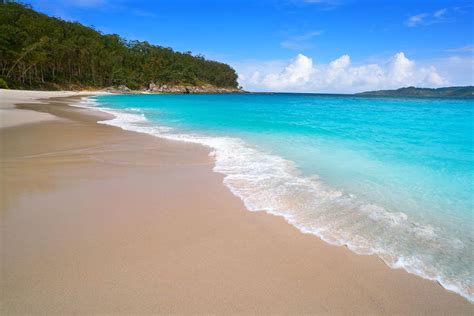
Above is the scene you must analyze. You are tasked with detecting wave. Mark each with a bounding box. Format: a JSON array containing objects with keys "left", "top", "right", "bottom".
[{"left": 73, "top": 96, "right": 473, "bottom": 303}]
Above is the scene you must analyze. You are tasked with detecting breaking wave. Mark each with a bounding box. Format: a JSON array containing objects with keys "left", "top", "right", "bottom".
[{"left": 74, "top": 96, "right": 473, "bottom": 302}]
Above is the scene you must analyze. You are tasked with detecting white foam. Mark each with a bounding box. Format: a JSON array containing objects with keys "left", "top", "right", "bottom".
[{"left": 74, "top": 96, "right": 474, "bottom": 303}]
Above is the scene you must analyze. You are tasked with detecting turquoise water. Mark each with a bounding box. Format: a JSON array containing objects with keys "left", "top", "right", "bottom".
[{"left": 81, "top": 93, "right": 473, "bottom": 301}]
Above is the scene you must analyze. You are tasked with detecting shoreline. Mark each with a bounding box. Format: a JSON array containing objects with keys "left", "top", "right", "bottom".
[
  {"left": 0, "top": 89, "right": 110, "bottom": 128},
  {"left": 79, "top": 93, "right": 473, "bottom": 302},
  {"left": 1, "top": 90, "right": 472, "bottom": 314}
]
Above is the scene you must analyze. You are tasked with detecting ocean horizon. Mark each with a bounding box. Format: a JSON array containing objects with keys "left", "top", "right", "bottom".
[{"left": 78, "top": 93, "right": 473, "bottom": 302}]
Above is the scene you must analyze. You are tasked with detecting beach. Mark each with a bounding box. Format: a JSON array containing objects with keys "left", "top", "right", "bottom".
[{"left": 1, "top": 90, "right": 472, "bottom": 314}]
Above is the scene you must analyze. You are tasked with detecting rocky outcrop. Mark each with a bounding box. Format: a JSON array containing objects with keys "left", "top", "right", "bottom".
[
  {"left": 148, "top": 83, "right": 245, "bottom": 94},
  {"left": 104, "top": 85, "right": 132, "bottom": 93},
  {"left": 102, "top": 83, "right": 246, "bottom": 94}
]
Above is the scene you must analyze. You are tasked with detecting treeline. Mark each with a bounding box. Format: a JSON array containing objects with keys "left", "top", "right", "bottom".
[
  {"left": 0, "top": 2, "right": 239, "bottom": 90},
  {"left": 356, "top": 86, "right": 474, "bottom": 97}
]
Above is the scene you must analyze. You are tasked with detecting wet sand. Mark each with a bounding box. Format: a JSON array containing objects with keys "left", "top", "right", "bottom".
[
  {"left": 0, "top": 89, "right": 104, "bottom": 128},
  {"left": 1, "top": 92, "right": 472, "bottom": 314}
]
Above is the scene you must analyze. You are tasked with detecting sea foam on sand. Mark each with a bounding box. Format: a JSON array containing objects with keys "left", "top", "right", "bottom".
[{"left": 74, "top": 96, "right": 474, "bottom": 303}]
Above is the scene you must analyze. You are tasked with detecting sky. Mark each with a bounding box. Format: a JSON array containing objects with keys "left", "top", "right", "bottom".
[{"left": 27, "top": 0, "right": 474, "bottom": 93}]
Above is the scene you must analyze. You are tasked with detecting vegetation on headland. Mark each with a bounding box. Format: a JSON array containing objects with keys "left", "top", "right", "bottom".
[
  {"left": 356, "top": 86, "right": 474, "bottom": 97},
  {"left": 0, "top": 2, "right": 240, "bottom": 91}
]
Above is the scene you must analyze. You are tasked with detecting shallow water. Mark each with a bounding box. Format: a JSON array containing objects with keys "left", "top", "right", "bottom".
[{"left": 79, "top": 93, "right": 473, "bottom": 301}]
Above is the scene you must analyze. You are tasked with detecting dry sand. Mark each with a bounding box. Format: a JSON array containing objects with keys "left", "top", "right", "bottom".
[
  {"left": 1, "top": 91, "right": 472, "bottom": 314},
  {"left": 0, "top": 89, "right": 107, "bottom": 128}
]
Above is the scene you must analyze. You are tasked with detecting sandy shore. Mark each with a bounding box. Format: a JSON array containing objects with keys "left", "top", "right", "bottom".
[
  {"left": 0, "top": 89, "right": 107, "bottom": 128},
  {"left": 1, "top": 90, "right": 472, "bottom": 314}
]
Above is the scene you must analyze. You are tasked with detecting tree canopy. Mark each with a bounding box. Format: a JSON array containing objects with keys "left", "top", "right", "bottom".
[
  {"left": 356, "top": 86, "right": 474, "bottom": 97},
  {"left": 0, "top": 2, "right": 239, "bottom": 90}
]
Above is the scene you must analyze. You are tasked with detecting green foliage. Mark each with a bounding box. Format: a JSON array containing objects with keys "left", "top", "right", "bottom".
[
  {"left": 356, "top": 86, "right": 474, "bottom": 97},
  {"left": 0, "top": 3, "right": 239, "bottom": 90},
  {"left": 0, "top": 77, "right": 8, "bottom": 89}
]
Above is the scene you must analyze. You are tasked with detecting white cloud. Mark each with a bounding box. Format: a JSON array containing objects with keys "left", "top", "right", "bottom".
[
  {"left": 261, "top": 54, "right": 314, "bottom": 89},
  {"left": 390, "top": 52, "right": 414, "bottom": 83},
  {"left": 280, "top": 31, "right": 323, "bottom": 50},
  {"left": 405, "top": 8, "right": 448, "bottom": 27},
  {"left": 428, "top": 55, "right": 474, "bottom": 86},
  {"left": 445, "top": 45, "right": 474, "bottom": 53},
  {"left": 406, "top": 13, "right": 429, "bottom": 27},
  {"left": 433, "top": 8, "right": 447, "bottom": 18},
  {"left": 237, "top": 52, "right": 450, "bottom": 93}
]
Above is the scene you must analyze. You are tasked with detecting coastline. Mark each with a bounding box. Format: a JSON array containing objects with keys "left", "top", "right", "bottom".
[
  {"left": 1, "top": 90, "right": 472, "bottom": 314},
  {"left": 0, "top": 89, "right": 110, "bottom": 128}
]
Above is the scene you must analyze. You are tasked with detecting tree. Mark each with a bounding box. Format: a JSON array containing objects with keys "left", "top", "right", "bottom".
[{"left": 0, "top": 2, "right": 239, "bottom": 90}]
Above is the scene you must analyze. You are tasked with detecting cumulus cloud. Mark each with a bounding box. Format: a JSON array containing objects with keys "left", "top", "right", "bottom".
[
  {"left": 428, "top": 55, "right": 474, "bottom": 86},
  {"left": 261, "top": 54, "right": 314, "bottom": 89},
  {"left": 238, "top": 52, "right": 449, "bottom": 93}
]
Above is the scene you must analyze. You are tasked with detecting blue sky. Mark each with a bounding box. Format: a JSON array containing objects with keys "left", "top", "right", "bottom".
[{"left": 28, "top": 0, "right": 473, "bottom": 92}]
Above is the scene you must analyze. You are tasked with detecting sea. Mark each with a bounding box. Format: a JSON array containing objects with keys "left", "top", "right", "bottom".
[{"left": 76, "top": 93, "right": 473, "bottom": 302}]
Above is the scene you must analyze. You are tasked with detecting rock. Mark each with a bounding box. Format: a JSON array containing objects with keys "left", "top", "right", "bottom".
[
  {"left": 103, "top": 85, "right": 132, "bottom": 93},
  {"left": 117, "top": 85, "right": 130, "bottom": 92},
  {"left": 104, "top": 83, "right": 247, "bottom": 94},
  {"left": 149, "top": 84, "right": 245, "bottom": 94}
]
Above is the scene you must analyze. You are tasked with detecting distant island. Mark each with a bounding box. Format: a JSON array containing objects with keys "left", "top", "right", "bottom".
[
  {"left": 356, "top": 86, "right": 474, "bottom": 98},
  {"left": 0, "top": 2, "right": 241, "bottom": 93}
]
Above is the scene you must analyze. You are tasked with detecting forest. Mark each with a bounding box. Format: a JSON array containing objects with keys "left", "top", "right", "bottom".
[
  {"left": 0, "top": 2, "right": 239, "bottom": 90},
  {"left": 356, "top": 86, "right": 474, "bottom": 97}
]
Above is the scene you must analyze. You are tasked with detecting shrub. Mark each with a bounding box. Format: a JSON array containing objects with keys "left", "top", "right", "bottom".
[{"left": 0, "top": 78, "right": 9, "bottom": 89}]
